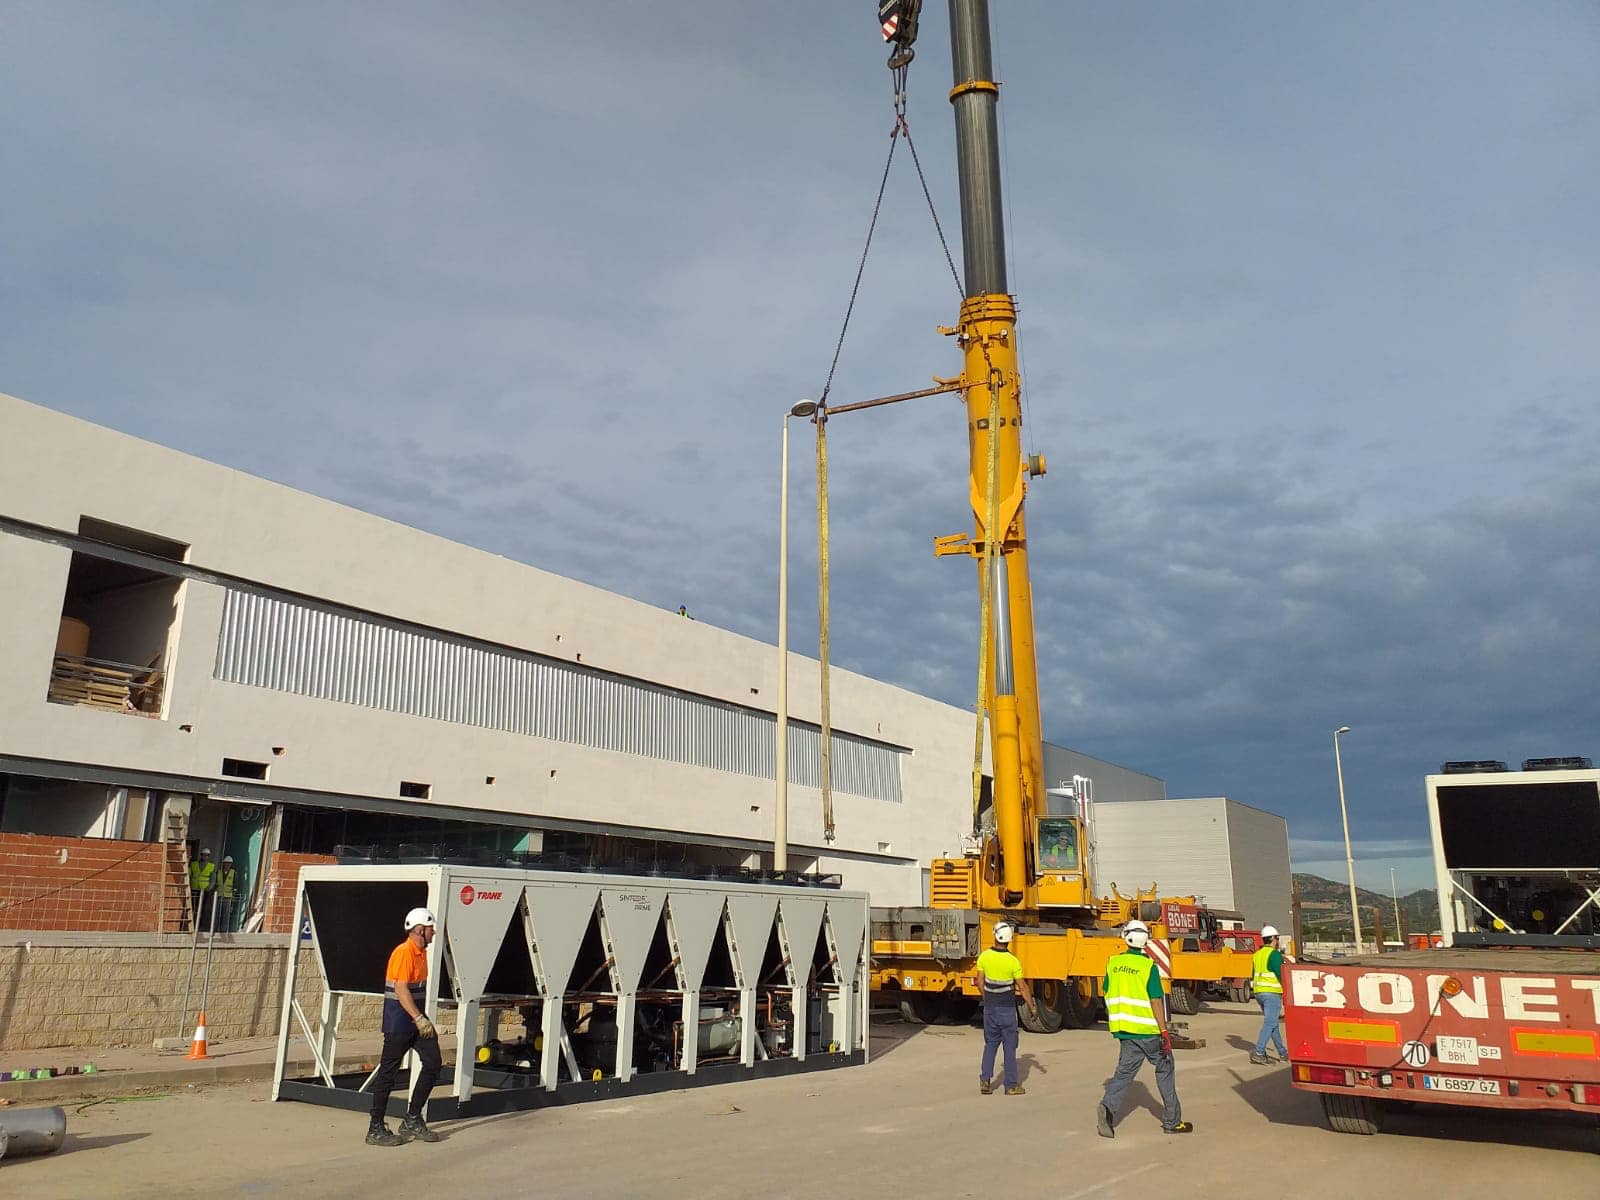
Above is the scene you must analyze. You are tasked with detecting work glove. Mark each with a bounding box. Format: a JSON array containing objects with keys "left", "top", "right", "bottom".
[
  {"left": 414, "top": 1015, "right": 437, "bottom": 1039},
  {"left": 1160, "top": 1030, "right": 1173, "bottom": 1058}
]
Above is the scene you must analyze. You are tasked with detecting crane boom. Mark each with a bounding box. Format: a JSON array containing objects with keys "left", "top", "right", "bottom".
[
  {"left": 871, "top": 1, "right": 1259, "bottom": 1030},
  {"left": 941, "top": 0, "right": 1060, "bottom": 909}
]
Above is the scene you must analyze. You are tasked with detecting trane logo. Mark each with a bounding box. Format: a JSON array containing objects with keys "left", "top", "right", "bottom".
[
  {"left": 1292, "top": 970, "right": 1600, "bottom": 1024},
  {"left": 458, "top": 885, "right": 505, "bottom": 906}
]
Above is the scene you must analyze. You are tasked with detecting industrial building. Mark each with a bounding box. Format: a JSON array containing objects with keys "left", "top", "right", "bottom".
[
  {"left": 1089, "top": 796, "right": 1292, "bottom": 931},
  {"left": 0, "top": 392, "right": 1173, "bottom": 933}
]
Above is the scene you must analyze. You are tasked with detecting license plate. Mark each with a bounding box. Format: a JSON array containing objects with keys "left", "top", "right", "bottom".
[
  {"left": 1422, "top": 1074, "right": 1501, "bottom": 1095},
  {"left": 1435, "top": 1035, "right": 1478, "bottom": 1066}
]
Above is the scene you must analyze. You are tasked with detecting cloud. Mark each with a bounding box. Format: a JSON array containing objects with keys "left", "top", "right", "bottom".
[{"left": 3, "top": 1, "right": 1598, "bottom": 867}]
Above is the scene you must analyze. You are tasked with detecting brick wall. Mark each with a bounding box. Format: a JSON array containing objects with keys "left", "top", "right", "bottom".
[
  {"left": 0, "top": 939, "right": 385, "bottom": 1050},
  {"left": 261, "top": 852, "right": 338, "bottom": 934},
  {"left": 0, "top": 833, "right": 165, "bottom": 932}
]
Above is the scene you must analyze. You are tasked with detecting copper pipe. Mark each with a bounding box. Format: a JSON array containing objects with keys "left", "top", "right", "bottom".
[
  {"left": 644, "top": 957, "right": 682, "bottom": 990},
  {"left": 575, "top": 958, "right": 615, "bottom": 993}
]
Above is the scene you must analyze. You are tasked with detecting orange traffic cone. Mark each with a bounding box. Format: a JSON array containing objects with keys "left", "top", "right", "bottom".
[{"left": 184, "top": 1011, "right": 210, "bottom": 1060}]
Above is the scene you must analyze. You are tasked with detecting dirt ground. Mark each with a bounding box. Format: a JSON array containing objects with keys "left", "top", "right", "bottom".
[{"left": 3, "top": 1001, "right": 1594, "bottom": 1199}]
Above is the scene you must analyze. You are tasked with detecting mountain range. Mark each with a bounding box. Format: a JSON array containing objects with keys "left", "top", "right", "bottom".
[{"left": 1292, "top": 872, "right": 1441, "bottom": 941}]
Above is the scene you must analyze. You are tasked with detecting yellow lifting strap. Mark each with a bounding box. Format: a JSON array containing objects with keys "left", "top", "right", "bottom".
[
  {"left": 815, "top": 413, "right": 835, "bottom": 842},
  {"left": 971, "top": 369, "right": 1004, "bottom": 827}
]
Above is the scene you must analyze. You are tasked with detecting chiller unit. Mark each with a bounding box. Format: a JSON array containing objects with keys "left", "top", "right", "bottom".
[{"left": 271, "top": 860, "right": 869, "bottom": 1119}]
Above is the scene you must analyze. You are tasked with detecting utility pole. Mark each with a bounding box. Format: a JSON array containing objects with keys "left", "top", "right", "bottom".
[
  {"left": 1390, "top": 866, "right": 1404, "bottom": 943},
  {"left": 1333, "top": 726, "right": 1363, "bottom": 951}
]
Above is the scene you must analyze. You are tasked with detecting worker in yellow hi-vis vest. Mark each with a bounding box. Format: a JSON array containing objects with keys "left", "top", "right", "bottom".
[
  {"left": 976, "top": 921, "right": 1036, "bottom": 1095},
  {"left": 1248, "top": 925, "right": 1287, "bottom": 1065},
  {"left": 187, "top": 847, "right": 216, "bottom": 930},
  {"left": 1096, "top": 920, "right": 1194, "bottom": 1137}
]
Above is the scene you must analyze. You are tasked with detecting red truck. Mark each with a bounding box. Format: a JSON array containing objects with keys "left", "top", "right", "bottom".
[{"left": 1285, "top": 760, "right": 1600, "bottom": 1137}]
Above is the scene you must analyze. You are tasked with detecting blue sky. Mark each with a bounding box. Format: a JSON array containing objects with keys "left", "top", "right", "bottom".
[{"left": 4, "top": 2, "right": 1597, "bottom": 892}]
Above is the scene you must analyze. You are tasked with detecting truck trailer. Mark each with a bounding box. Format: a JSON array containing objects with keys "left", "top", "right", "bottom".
[{"left": 1285, "top": 760, "right": 1600, "bottom": 1139}]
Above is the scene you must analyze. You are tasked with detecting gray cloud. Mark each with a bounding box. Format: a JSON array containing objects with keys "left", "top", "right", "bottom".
[{"left": 4, "top": 2, "right": 1598, "bottom": 883}]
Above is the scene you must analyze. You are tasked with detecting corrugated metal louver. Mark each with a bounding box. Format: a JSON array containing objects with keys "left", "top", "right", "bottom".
[{"left": 214, "top": 589, "right": 902, "bottom": 802}]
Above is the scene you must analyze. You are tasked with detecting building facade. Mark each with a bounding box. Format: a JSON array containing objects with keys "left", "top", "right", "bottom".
[
  {"left": 2, "top": 393, "right": 1174, "bottom": 932},
  {"left": 1090, "top": 796, "right": 1292, "bottom": 931}
]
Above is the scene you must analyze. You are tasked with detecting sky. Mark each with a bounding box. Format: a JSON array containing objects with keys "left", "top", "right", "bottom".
[{"left": 3, "top": 2, "right": 1597, "bottom": 893}]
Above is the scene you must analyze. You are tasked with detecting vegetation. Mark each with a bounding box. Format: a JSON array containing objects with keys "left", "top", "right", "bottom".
[{"left": 1293, "top": 872, "right": 1440, "bottom": 943}]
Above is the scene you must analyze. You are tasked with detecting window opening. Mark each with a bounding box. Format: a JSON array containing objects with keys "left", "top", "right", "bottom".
[{"left": 48, "top": 521, "right": 189, "bottom": 719}]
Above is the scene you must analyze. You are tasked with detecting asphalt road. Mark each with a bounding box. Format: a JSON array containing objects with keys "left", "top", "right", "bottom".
[{"left": 4, "top": 1001, "right": 1594, "bottom": 1199}]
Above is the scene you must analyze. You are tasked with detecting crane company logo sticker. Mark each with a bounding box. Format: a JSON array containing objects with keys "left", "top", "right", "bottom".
[{"left": 458, "top": 885, "right": 506, "bottom": 906}]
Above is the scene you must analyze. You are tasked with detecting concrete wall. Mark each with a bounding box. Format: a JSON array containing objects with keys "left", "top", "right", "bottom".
[
  {"left": 1042, "top": 743, "right": 1166, "bottom": 808},
  {"left": 0, "top": 392, "right": 986, "bottom": 904},
  {"left": 1091, "top": 797, "right": 1292, "bottom": 927},
  {"left": 0, "top": 935, "right": 378, "bottom": 1050},
  {"left": 1093, "top": 798, "right": 1237, "bottom": 905},
  {"left": 1225, "top": 800, "right": 1293, "bottom": 932}
]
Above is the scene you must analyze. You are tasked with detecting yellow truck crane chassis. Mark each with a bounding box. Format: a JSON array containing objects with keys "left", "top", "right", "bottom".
[{"left": 872, "top": 857, "right": 1255, "bottom": 1030}]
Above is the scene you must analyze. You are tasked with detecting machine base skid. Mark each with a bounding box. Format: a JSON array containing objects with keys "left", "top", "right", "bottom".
[{"left": 280, "top": 1051, "right": 866, "bottom": 1120}]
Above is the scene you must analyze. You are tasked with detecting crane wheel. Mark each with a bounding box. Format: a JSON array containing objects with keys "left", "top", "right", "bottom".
[
  {"left": 1021, "top": 978, "right": 1097, "bottom": 1032},
  {"left": 898, "top": 991, "right": 945, "bottom": 1025},
  {"left": 1167, "top": 982, "right": 1200, "bottom": 1015}
]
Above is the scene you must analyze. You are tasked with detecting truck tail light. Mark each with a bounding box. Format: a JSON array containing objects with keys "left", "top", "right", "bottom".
[
  {"left": 1294, "top": 1064, "right": 1354, "bottom": 1087},
  {"left": 1574, "top": 1084, "right": 1597, "bottom": 1106}
]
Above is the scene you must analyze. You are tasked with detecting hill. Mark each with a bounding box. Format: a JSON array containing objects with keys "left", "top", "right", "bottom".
[{"left": 1292, "top": 872, "right": 1440, "bottom": 941}]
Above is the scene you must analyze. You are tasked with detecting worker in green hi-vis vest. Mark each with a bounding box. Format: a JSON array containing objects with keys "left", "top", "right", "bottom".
[
  {"left": 1096, "top": 920, "right": 1194, "bottom": 1138},
  {"left": 1249, "top": 925, "right": 1287, "bottom": 1065}
]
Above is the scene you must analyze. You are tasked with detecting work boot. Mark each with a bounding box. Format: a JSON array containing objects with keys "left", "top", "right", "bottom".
[
  {"left": 365, "top": 1124, "right": 405, "bottom": 1147},
  {"left": 399, "top": 1114, "right": 443, "bottom": 1143},
  {"left": 1096, "top": 1103, "right": 1115, "bottom": 1139},
  {"left": 1004, "top": 1084, "right": 1026, "bottom": 1096},
  {"left": 1163, "top": 1121, "right": 1196, "bottom": 1134},
  {"left": 1249, "top": 1052, "right": 1271, "bottom": 1065},
  {"left": 979, "top": 1079, "right": 994, "bottom": 1095}
]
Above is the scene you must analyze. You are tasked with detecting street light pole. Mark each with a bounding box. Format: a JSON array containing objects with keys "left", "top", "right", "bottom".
[
  {"left": 775, "top": 400, "right": 818, "bottom": 873},
  {"left": 1333, "top": 725, "right": 1362, "bottom": 951},
  {"left": 1390, "top": 866, "right": 1403, "bottom": 943}
]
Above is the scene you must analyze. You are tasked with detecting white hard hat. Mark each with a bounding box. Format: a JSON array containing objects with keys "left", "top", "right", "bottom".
[
  {"left": 1123, "top": 919, "right": 1151, "bottom": 949},
  {"left": 1261, "top": 925, "right": 1279, "bottom": 939},
  {"left": 992, "top": 921, "right": 1016, "bottom": 945},
  {"left": 404, "top": 907, "right": 436, "bottom": 931}
]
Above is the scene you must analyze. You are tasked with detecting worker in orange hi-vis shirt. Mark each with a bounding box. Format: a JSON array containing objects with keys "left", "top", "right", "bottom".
[{"left": 366, "top": 907, "right": 445, "bottom": 1147}]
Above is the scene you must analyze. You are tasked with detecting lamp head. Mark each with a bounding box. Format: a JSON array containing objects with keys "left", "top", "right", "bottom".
[
  {"left": 789, "top": 400, "right": 818, "bottom": 419},
  {"left": 1335, "top": 725, "right": 1351, "bottom": 735}
]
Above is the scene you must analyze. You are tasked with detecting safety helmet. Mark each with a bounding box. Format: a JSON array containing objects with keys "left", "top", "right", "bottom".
[
  {"left": 1123, "top": 919, "right": 1151, "bottom": 949},
  {"left": 404, "top": 907, "right": 437, "bottom": 931},
  {"left": 1261, "top": 925, "right": 1279, "bottom": 939},
  {"left": 992, "top": 921, "right": 1016, "bottom": 945}
]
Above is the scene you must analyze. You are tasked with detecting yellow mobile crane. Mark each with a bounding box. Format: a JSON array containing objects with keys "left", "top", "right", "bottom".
[{"left": 867, "top": 0, "right": 1254, "bottom": 1029}]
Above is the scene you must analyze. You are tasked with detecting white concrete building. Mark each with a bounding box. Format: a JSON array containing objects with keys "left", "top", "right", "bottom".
[
  {"left": 1090, "top": 797, "right": 1292, "bottom": 931},
  {"left": 2, "top": 393, "right": 1252, "bottom": 933},
  {"left": 3, "top": 393, "right": 1190, "bottom": 928}
]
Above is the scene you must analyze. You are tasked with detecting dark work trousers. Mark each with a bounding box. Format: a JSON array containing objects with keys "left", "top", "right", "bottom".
[
  {"left": 980, "top": 1001, "right": 1020, "bottom": 1089},
  {"left": 1101, "top": 1036, "right": 1182, "bottom": 1130},
  {"left": 369, "top": 1028, "right": 442, "bottom": 1124}
]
